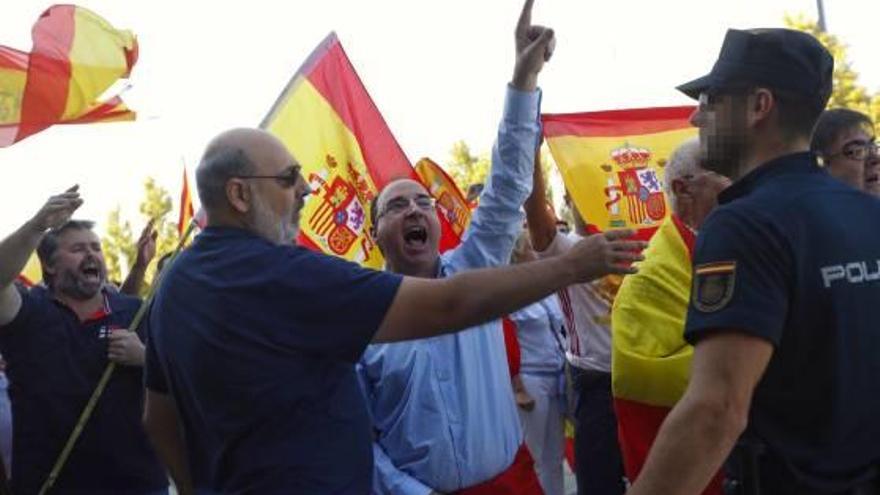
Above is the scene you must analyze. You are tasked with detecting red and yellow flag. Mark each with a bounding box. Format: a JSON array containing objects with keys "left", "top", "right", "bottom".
[
  {"left": 178, "top": 167, "right": 195, "bottom": 239},
  {"left": 0, "top": 5, "right": 138, "bottom": 147},
  {"left": 414, "top": 157, "right": 472, "bottom": 253},
  {"left": 261, "top": 33, "right": 460, "bottom": 267},
  {"left": 542, "top": 107, "right": 696, "bottom": 232}
]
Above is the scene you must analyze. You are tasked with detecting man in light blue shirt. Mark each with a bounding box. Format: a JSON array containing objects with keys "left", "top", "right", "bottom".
[{"left": 359, "top": 1, "right": 554, "bottom": 492}]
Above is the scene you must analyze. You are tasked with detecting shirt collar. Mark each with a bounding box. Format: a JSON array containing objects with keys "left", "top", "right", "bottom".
[
  {"left": 718, "top": 152, "right": 819, "bottom": 204},
  {"left": 35, "top": 285, "right": 115, "bottom": 323}
]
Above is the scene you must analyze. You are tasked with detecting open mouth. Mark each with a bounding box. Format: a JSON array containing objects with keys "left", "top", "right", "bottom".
[
  {"left": 80, "top": 264, "right": 102, "bottom": 283},
  {"left": 403, "top": 225, "right": 428, "bottom": 248}
]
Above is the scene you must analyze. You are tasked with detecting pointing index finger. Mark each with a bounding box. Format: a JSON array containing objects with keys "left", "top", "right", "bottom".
[{"left": 517, "top": 0, "right": 535, "bottom": 36}]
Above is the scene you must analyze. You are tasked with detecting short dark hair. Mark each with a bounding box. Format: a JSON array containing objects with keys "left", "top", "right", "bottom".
[
  {"left": 196, "top": 147, "right": 255, "bottom": 212},
  {"left": 810, "top": 108, "right": 874, "bottom": 157},
  {"left": 716, "top": 82, "right": 827, "bottom": 141},
  {"left": 36, "top": 220, "right": 96, "bottom": 286},
  {"left": 772, "top": 88, "right": 827, "bottom": 142}
]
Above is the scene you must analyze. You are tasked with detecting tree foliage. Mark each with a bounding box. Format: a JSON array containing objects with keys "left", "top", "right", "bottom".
[
  {"left": 101, "top": 177, "right": 179, "bottom": 290},
  {"left": 785, "top": 15, "right": 880, "bottom": 131},
  {"left": 444, "top": 140, "right": 556, "bottom": 201}
]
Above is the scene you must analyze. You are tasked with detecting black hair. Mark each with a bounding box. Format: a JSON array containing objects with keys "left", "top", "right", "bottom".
[
  {"left": 810, "top": 108, "right": 874, "bottom": 157},
  {"left": 36, "top": 220, "right": 96, "bottom": 287}
]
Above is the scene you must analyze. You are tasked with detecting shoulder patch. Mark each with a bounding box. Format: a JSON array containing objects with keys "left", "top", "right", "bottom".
[{"left": 692, "top": 261, "right": 736, "bottom": 312}]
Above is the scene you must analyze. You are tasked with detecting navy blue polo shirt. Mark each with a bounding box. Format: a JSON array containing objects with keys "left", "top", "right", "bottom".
[
  {"left": 685, "top": 153, "right": 880, "bottom": 490},
  {"left": 0, "top": 286, "right": 168, "bottom": 495},
  {"left": 144, "top": 226, "right": 403, "bottom": 494}
]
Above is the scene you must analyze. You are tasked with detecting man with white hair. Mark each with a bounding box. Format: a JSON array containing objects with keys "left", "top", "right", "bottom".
[{"left": 610, "top": 138, "right": 729, "bottom": 494}]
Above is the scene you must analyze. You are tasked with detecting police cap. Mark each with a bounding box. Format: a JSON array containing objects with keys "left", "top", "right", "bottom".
[{"left": 677, "top": 28, "right": 833, "bottom": 104}]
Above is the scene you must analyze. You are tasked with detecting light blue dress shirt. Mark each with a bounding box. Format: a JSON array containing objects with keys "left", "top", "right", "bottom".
[
  {"left": 511, "top": 296, "right": 566, "bottom": 375},
  {"left": 357, "top": 85, "right": 542, "bottom": 495}
]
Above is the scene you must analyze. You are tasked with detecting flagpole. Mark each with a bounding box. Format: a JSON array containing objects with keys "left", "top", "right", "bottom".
[
  {"left": 37, "top": 219, "right": 199, "bottom": 495},
  {"left": 816, "top": 0, "right": 827, "bottom": 32}
]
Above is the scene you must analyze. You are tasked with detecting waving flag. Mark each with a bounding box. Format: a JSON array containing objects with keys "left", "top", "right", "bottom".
[
  {"left": 262, "top": 32, "right": 461, "bottom": 268},
  {"left": 542, "top": 107, "right": 695, "bottom": 232},
  {"left": 0, "top": 5, "right": 137, "bottom": 147}
]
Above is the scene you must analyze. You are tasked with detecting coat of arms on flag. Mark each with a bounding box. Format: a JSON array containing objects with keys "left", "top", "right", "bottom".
[{"left": 543, "top": 107, "right": 696, "bottom": 232}]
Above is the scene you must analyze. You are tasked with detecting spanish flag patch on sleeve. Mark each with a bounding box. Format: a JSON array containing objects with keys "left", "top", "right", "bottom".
[{"left": 692, "top": 261, "right": 736, "bottom": 312}]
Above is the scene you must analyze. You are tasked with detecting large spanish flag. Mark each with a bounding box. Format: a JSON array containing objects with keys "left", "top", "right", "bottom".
[
  {"left": 262, "top": 33, "right": 460, "bottom": 267},
  {"left": 610, "top": 215, "right": 722, "bottom": 494},
  {"left": 0, "top": 5, "right": 137, "bottom": 147},
  {"left": 542, "top": 107, "right": 695, "bottom": 232}
]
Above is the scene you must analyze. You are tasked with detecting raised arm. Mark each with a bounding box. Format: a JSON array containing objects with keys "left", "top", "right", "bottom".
[
  {"left": 447, "top": 0, "right": 555, "bottom": 270},
  {"left": 524, "top": 147, "right": 557, "bottom": 252},
  {"left": 0, "top": 186, "right": 82, "bottom": 325},
  {"left": 121, "top": 219, "right": 157, "bottom": 296},
  {"left": 375, "top": 230, "right": 645, "bottom": 343}
]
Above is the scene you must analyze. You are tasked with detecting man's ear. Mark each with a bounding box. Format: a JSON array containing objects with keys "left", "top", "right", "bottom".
[
  {"left": 749, "top": 88, "right": 775, "bottom": 128},
  {"left": 41, "top": 260, "right": 56, "bottom": 278},
  {"left": 226, "top": 179, "right": 250, "bottom": 214},
  {"left": 671, "top": 177, "right": 689, "bottom": 198}
]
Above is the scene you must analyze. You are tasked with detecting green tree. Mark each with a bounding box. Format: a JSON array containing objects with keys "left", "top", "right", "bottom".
[
  {"left": 101, "top": 177, "right": 179, "bottom": 290},
  {"left": 785, "top": 15, "right": 880, "bottom": 131},
  {"left": 444, "top": 140, "right": 557, "bottom": 201},
  {"left": 446, "top": 140, "right": 491, "bottom": 193}
]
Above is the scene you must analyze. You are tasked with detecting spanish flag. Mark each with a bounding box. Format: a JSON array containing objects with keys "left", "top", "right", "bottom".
[
  {"left": 262, "top": 33, "right": 460, "bottom": 268},
  {"left": 610, "top": 215, "right": 722, "bottom": 494},
  {"left": 0, "top": 5, "right": 137, "bottom": 147},
  {"left": 414, "top": 157, "right": 472, "bottom": 252},
  {"left": 178, "top": 167, "right": 195, "bottom": 239},
  {"left": 542, "top": 107, "right": 695, "bottom": 232}
]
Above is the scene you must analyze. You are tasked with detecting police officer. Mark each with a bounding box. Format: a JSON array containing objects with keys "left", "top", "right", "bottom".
[{"left": 627, "top": 29, "right": 880, "bottom": 495}]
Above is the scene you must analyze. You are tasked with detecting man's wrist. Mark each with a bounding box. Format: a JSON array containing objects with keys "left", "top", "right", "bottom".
[{"left": 510, "top": 69, "right": 537, "bottom": 92}]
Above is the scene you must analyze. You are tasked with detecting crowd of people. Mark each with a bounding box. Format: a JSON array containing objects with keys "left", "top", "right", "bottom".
[{"left": 0, "top": 0, "right": 878, "bottom": 494}]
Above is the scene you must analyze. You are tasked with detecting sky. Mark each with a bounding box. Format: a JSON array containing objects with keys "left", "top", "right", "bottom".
[{"left": 1, "top": 0, "right": 876, "bottom": 236}]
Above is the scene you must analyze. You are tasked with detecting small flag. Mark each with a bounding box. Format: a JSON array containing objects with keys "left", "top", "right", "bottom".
[
  {"left": 414, "top": 157, "right": 472, "bottom": 252},
  {"left": 177, "top": 167, "right": 194, "bottom": 239}
]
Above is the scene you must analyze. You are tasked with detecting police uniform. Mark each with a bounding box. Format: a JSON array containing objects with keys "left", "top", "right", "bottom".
[
  {"left": 684, "top": 152, "right": 880, "bottom": 494},
  {"left": 676, "top": 29, "right": 880, "bottom": 495}
]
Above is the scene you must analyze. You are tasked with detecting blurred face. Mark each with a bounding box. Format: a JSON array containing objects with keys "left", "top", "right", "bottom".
[
  {"left": 241, "top": 142, "right": 310, "bottom": 245},
  {"left": 374, "top": 179, "right": 441, "bottom": 276},
  {"left": 46, "top": 228, "right": 106, "bottom": 300},
  {"left": 690, "top": 90, "right": 751, "bottom": 179},
  {"left": 824, "top": 125, "right": 878, "bottom": 194}
]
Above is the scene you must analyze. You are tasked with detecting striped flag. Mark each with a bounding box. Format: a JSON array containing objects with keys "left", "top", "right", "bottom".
[
  {"left": 261, "top": 33, "right": 460, "bottom": 267},
  {"left": 177, "top": 167, "right": 195, "bottom": 239},
  {"left": 0, "top": 5, "right": 137, "bottom": 147},
  {"left": 542, "top": 107, "right": 696, "bottom": 232}
]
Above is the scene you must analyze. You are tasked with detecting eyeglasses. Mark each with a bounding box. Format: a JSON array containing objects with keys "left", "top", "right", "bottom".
[
  {"left": 235, "top": 171, "right": 301, "bottom": 189},
  {"left": 377, "top": 195, "right": 437, "bottom": 219},
  {"left": 827, "top": 141, "right": 880, "bottom": 162}
]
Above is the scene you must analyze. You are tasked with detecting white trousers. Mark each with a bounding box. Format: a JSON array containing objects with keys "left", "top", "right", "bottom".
[{"left": 518, "top": 372, "right": 566, "bottom": 495}]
